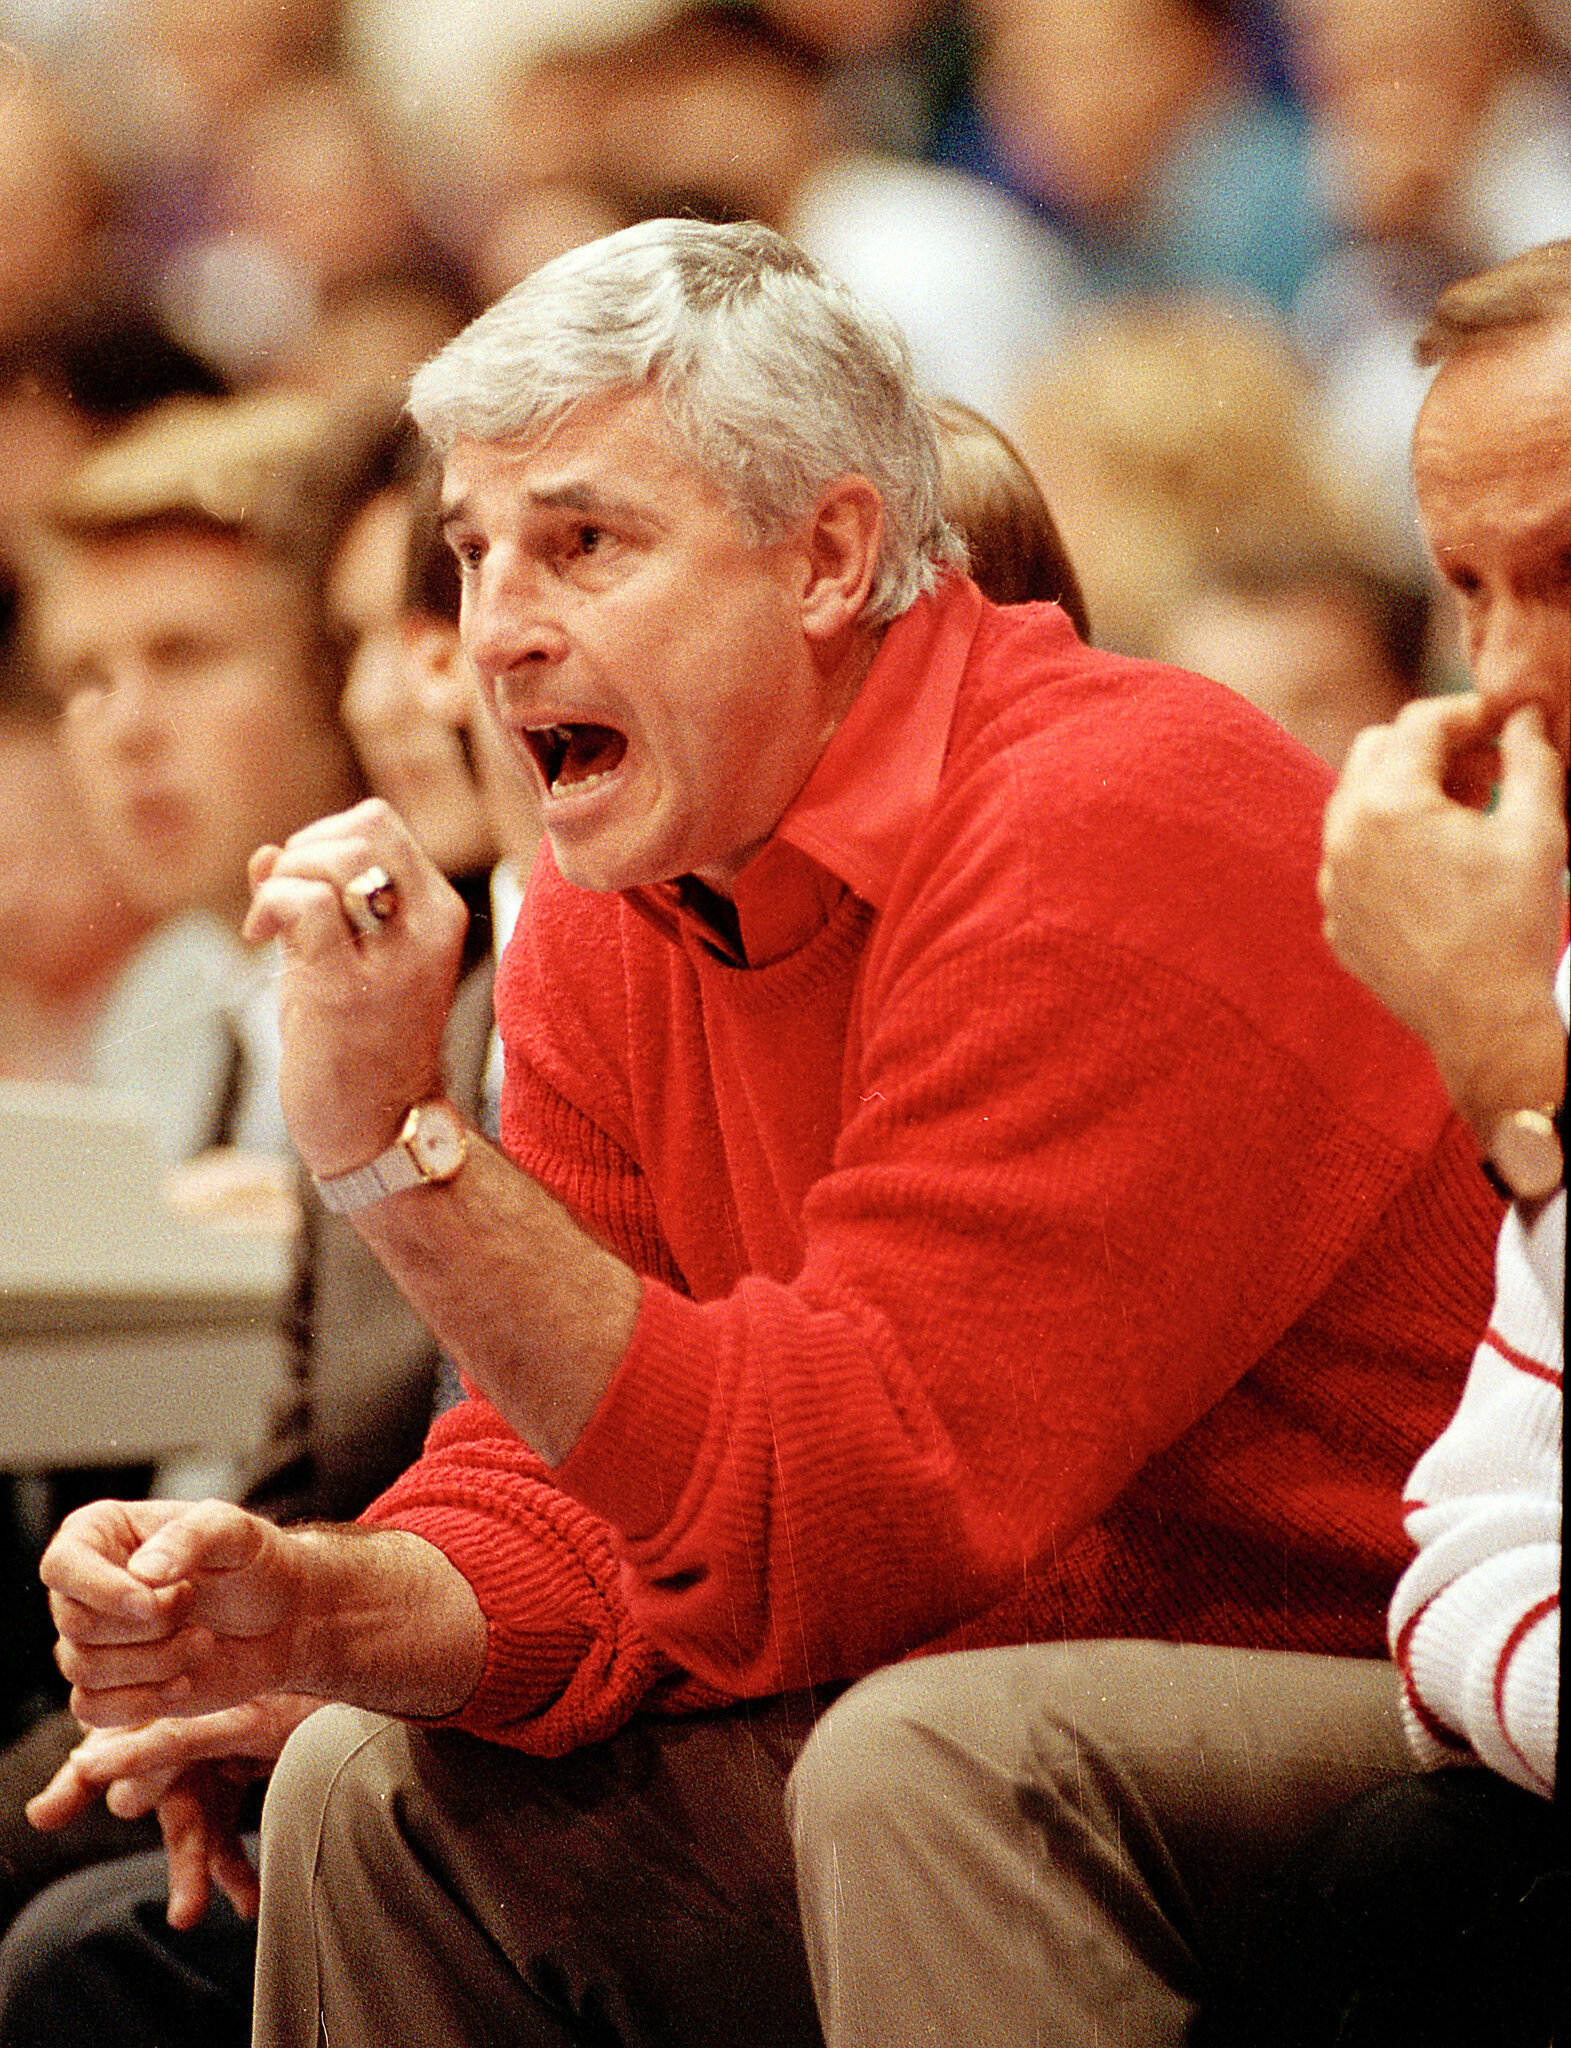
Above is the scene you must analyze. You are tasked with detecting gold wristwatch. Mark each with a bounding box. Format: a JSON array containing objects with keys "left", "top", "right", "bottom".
[
  {"left": 1483, "top": 1103, "right": 1564, "bottom": 1205},
  {"left": 313, "top": 1100, "right": 470, "bottom": 1214}
]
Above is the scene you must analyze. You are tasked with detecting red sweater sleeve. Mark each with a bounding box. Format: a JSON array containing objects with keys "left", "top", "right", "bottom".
[{"left": 358, "top": 1397, "right": 726, "bottom": 1753}]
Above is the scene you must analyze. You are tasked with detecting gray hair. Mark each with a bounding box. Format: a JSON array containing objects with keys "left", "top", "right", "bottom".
[{"left": 406, "top": 218, "right": 966, "bottom": 625}]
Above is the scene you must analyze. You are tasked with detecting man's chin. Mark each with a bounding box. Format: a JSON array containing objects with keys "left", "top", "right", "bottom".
[{"left": 544, "top": 830, "right": 658, "bottom": 895}]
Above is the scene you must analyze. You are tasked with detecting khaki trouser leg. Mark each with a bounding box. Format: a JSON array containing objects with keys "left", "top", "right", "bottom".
[
  {"left": 786, "top": 1642, "right": 1414, "bottom": 2048},
  {"left": 255, "top": 1696, "right": 827, "bottom": 2048}
]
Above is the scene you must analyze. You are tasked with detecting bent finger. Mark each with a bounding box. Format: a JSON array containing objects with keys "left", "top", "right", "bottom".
[
  {"left": 57, "top": 1622, "right": 216, "bottom": 1695},
  {"left": 25, "top": 1760, "right": 96, "bottom": 1834},
  {"left": 127, "top": 1499, "right": 268, "bottom": 1589}
]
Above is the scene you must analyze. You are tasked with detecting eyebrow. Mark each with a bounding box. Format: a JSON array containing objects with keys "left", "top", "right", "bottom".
[{"left": 440, "top": 481, "right": 647, "bottom": 531}]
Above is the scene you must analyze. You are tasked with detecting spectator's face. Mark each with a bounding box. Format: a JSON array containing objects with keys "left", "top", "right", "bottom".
[
  {"left": 0, "top": 719, "right": 149, "bottom": 1002},
  {"left": 445, "top": 388, "right": 854, "bottom": 894},
  {"left": 1413, "top": 319, "right": 1571, "bottom": 765},
  {"left": 328, "top": 487, "right": 498, "bottom": 880},
  {"left": 35, "top": 527, "right": 359, "bottom": 925}
]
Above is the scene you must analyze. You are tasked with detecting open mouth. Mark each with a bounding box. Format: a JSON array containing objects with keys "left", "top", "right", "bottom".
[{"left": 523, "top": 722, "right": 628, "bottom": 794}]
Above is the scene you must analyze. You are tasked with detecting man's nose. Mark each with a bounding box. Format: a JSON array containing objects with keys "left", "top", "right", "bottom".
[
  {"left": 81, "top": 661, "right": 171, "bottom": 752},
  {"left": 1471, "top": 595, "right": 1571, "bottom": 728},
  {"left": 462, "top": 559, "right": 570, "bottom": 681}
]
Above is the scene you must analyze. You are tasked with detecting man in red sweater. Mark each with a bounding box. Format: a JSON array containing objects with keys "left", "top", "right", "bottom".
[{"left": 36, "top": 219, "right": 1498, "bottom": 2046}]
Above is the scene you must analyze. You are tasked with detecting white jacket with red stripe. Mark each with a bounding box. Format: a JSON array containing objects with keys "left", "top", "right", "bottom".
[{"left": 1388, "top": 952, "right": 1565, "bottom": 1799}]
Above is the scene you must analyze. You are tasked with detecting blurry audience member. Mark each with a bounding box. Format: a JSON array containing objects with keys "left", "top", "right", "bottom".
[
  {"left": 248, "top": 438, "right": 509, "bottom": 1533},
  {"left": 18, "top": 390, "right": 362, "bottom": 1163},
  {"left": 0, "top": 428, "right": 527, "bottom": 2048},
  {"left": 269, "top": 275, "right": 470, "bottom": 411},
  {"left": 956, "top": 0, "right": 1338, "bottom": 315},
  {"left": 0, "top": 416, "right": 501, "bottom": 1963},
  {"left": 1283, "top": 0, "right": 1571, "bottom": 554},
  {"left": 332, "top": 0, "right": 661, "bottom": 177},
  {"left": 1011, "top": 296, "right": 1436, "bottom": 767},
  {"left": 1012, "top": 295, "right": 1355, "bottom": 656},
  {"left": 154, "top": 74, "right": 443, "bottom": 385},
  {"left": 61, "top": 0, "right": 336, "bottom": 189},
  {"left": 752, "top": 0, "right": 974, "bottom": 158},
  {"left": 468, "top": 182, "right": 632, "bottom": 315},
  {"left": 333, "top": 483, "right": 498, "bottom": 890},
  {"left": 484, "top": 4, "right": 829, "bottom": 235},
  {"left": 481, "top": 1, "right": 1076, "bottom": 420},
  {"left": 1156, "top": 539, "right": 1428, "bottom": 770},
  {"left": 0, "top": 317, "right": 229, "bottom": 761},
  {"left": 1285, "top": 0, "right": 1571, "bottom": 261},
  {"left": 0, "top": 683, "right": 149, "bottom": 1085}
]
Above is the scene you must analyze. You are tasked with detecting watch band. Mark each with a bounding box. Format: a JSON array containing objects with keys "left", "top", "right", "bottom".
[
  {"left": 313, "top": 1138, "right": 428, "bottom": 1214},
  {"left": 312, "top": 1100, "right": 469, "bottom": 1215}
]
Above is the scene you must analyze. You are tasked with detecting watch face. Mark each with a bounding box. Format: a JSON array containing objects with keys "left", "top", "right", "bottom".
[
  {"left": 406, "top": 1102, "right": 468, "bottom": 1182},
  {"left": 1491, "top": 1108, "right": 1563, "bottom": 1204}
]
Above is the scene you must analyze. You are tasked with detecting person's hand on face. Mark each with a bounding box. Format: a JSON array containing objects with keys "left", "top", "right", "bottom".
[{"left": 1319, "top": 695, "right": 1566, "bottom": 1144}]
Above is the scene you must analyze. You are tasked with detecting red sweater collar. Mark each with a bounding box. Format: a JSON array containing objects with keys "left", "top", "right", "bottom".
[{"left": 633, "top": 576, "right": 984, "bottom": 965}]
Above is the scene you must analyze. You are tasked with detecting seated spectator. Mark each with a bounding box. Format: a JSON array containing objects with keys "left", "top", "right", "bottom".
[
  {"left": 1155, "top": 535, "right": 1429, "bottom": 770},
  {"left": 17, "top": 389, "right": 362, "bottom": 1161},
  {"left": 23, "top": 218, "right": 1499, "bottom": 2048},
  {"left": 750, "top": 0, "right": 975, "bottom": 159},
  {"left": 1197, "top": 235, "right": 1568, "bottom": 2048},
  {"left": 152, "top": 72, "right": 450, "bottom": 386},
  {"left": 1012, "top": 293, "right": 1433, "bottom": 767},
  {"left": 1011, "top": 295, "right": 1336, "bottom": 657},
  {"left": 0, "top": 318, "right": 226, "bottom": 575},
  {"left": 785, "top": 231, "right": 1566, "bottom": 2048},
  {"left": 1283, "top": 0, "right": 1571, "bottom": 557},
  {"left": 928, "top": 394, "right": 1089, "bottom": 630},
  {"left": 267, "top": 274, "right": 472, "bottom": 412},
  {"left": 478, "top": 1, "right": 1079, "bottom": 422},
  {"left": 947, "top": 0, "right": 1341, "bottom": 316},
  {"left": 0, "top": 404, "right": 501, "bottom": 1955}
]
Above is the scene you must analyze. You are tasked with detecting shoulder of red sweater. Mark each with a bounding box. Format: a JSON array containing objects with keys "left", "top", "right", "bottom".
[{"left": 956, "top": 601, "right": 1334, "bottom": 803}]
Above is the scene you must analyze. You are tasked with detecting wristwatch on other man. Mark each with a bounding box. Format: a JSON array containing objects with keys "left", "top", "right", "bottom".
[
  {"left": 313, "top": 1100, "right": 470, "bottom": 1214},
  {"left": 1482, "top": 1102, "right": 1564, "bottom": 1207}
]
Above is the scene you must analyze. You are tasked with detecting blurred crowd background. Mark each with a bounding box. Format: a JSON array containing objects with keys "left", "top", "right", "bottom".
[{"left": 4, "top": 0, "right": 1571, "bottom": 715}]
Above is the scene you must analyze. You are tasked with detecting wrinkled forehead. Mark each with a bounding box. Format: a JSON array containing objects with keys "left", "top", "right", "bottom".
[
  {"left": 440, "top": 388, "right": 725, "bottom": 527},
  {"left": 1415, "top": 330, "right": 1571, "bottom": 522}
]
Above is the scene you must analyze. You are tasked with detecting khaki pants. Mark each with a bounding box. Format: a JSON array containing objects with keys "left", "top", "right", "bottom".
[
  {"left": 785, "top": 1642, "right": 1415, "bottom": 2048},
  {"left": 253, "top": 1693, "right": 828, "bottom": 2047}
]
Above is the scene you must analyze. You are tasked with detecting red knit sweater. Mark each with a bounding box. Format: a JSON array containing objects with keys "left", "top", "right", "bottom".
[{"left": 365, "top": 587, "right": 1501, "bottom": 1753}]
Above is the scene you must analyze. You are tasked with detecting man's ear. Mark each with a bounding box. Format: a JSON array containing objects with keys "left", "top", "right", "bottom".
[{"left": 798, "top": 475, "right": 884, "bottom": 640}]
